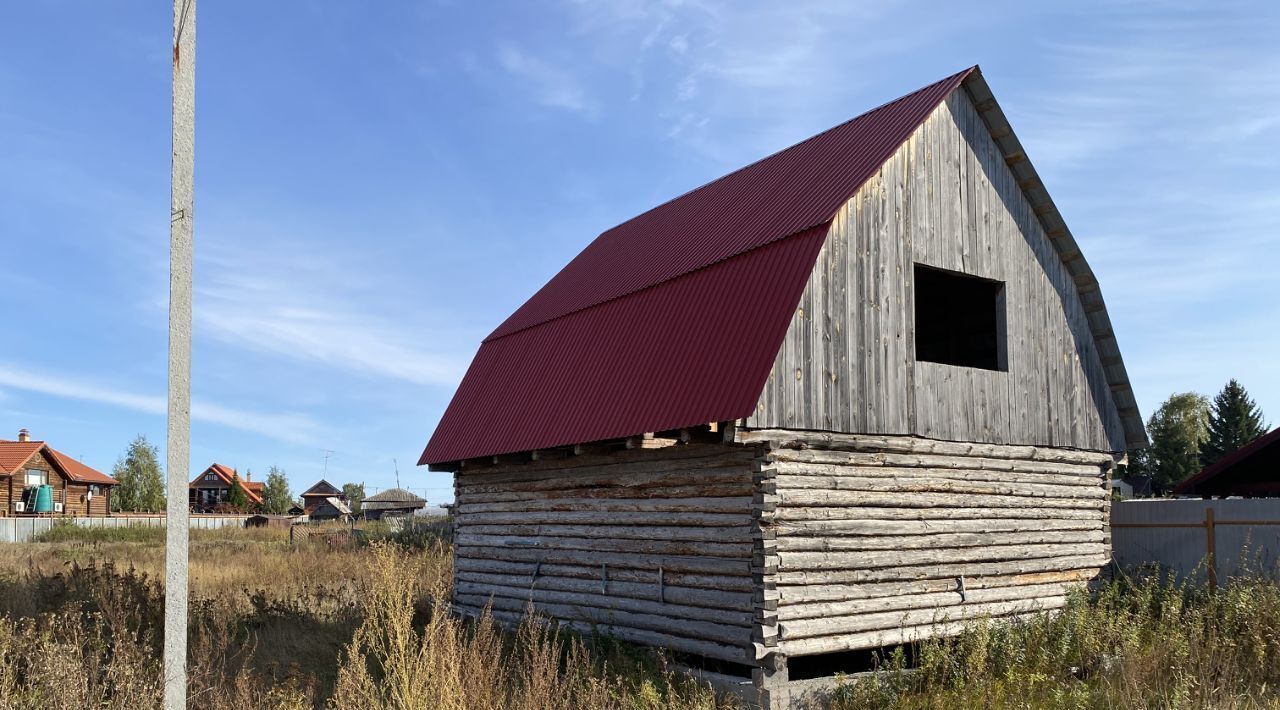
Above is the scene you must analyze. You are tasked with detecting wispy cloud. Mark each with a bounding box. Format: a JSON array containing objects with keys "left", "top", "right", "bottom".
[
  {"left": 496, "top": 45, "right": 598, "bottom": 115},
  {"left": 0, "top": 363, "right": 324, "bottom": 445},
  {"left": 195, "top": 247, "right": 468, "bottom": 388}
]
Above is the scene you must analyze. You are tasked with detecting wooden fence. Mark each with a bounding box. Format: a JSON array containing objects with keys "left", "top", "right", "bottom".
[{"left": 1112, "top": 499, "right": 1280, "bottom": 586}]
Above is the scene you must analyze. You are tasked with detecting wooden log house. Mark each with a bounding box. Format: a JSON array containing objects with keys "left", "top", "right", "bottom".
[
  {"left": 1, "top": 429, "right": 118, "bottom": 516},
  {"left": 419, "top": 66, "right": 1147, "bottom": 708}
]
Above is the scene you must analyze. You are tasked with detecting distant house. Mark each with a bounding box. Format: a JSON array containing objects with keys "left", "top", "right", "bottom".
[
  {"left": 307, "top": 496, "right": 352, "bottom": 522},
  {"left": 1175, "top": 427, "right": 1280, "bottom": 498},
  {"left": 245, "top": 514, "right": 295, "bottom": 529},
  {"left": 189, "top": 463, "right": 264, "bottom": 513},
  {"left": 299, "top": 480, "right": 348, "bottom": 515},
  {"left": 361, "top": 488, "right": 427, "bottom": 520},
  {"left": 0, "top": 429, "right": 117, "bottom": 516}
]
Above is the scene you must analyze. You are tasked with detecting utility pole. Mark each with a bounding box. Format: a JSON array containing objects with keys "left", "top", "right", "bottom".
[{"left": 166, "top": 1, "right": 195, "bottom": 708}]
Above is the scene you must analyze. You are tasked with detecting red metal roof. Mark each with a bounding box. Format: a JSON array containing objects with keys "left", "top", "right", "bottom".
[
  {"left": 0, "top": 440, "right": 45, "bottom": 474},
  {"left": 421, "top": 68, "right": 975, "bottom": 466},
  {"left": 1173, "top": 427, "right": 1280, "bottom": 496},
  {"left": 0, "top": 440, "right": 117, "bottom": 485},
  {"left": 490, "top": 67, "right": 974, "bottom": 340},
  {"left": 46, "top": 448, "right": 118, "bottom": 485}
]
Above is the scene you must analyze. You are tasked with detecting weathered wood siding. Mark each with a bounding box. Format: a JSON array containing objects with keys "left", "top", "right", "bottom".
[
  {"left": 748, "top": 87, "right": 1126, "bottom": 452},
  {"left": 451, "top": 442, "right": 760, "bottom": 664},
  {"left": 742, "top": 429, "right": 1113, "bottom": 657}
]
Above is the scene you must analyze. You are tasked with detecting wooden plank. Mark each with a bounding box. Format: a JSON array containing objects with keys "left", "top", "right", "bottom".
[
  {"left": 775, "top": 553, "right": 1107, "bottom": 585},
  {"left": 456, "top": 523, "right": 754, "bottom": 541},
  {"left": 772, "top": 505, "right": 1101, "bottom": 522},
  {"left": 454, "top": 593, "right": 749, "bottom": 647},
  {"left": 455, "top": 570, "right": 753, "bottom": 610},
  {"left": 778, "top": 602, "right": 1066, "bottom": 656},
  {"left": 775, "top": 529, "right": 1104, "bottom": 552},
  {"left": 772, "top": 517, "right": 1100, "bottom": 537},
  {"left": 454, "top": 533, "right": 752, "bottom": 558},
  {"left": 455, "top": 545, "right": 752, "bottom": 576},
  {"left": 777, "top": 542, "right": 1107, "bottom": 571},
  {"left": 455, "top": 558, "right": 754, "bottom": 592},
  {"left": 777, "top": 567, "right": 1096, "bottom": 607},
  {"left": 455, "top": 603, "right": 754, "bottom": 665},
  {"left": 455, "top": 582, "right": 753, "bottom": 626}
]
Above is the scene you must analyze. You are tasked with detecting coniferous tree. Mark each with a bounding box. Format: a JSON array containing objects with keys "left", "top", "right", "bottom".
[
  {"left": 1200, "top": 379, "right": 1267, "bottom": 466},
  {"left": 110, "top": 435, "right": 165, "bottom": 512},
  {"left": 227, "top": 475, "right": 249, "bottom": 511},
  {"left": 1143, "top": 392, "right": 1210, "bottom": 493},
  {"left": 263, "top": 465, "right": 292, "bottom": 514}
]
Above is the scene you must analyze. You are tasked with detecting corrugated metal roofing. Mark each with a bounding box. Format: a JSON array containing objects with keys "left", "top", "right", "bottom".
[
  {"left": 421, "top": 68, "right": 975, "bottom": 466},
  {"left": 46, "top": 448, "right": 118, "bottom": 485},
  {"left": 0, "top": 440, "right": 117, "bottom": 485},
  {"left": 422, "top": 226, "right": 828, "bottom": 464},
  {"left": 489, "top": 67, "right": 975, "bottom": 340},
  {"left": 0, "top": 441, "right": 43, "bottom": 474}
]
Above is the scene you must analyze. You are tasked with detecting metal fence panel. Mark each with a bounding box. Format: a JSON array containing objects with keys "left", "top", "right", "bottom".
[{"left": 1113, "top": 499, "right": 1280, "bottom": 584}]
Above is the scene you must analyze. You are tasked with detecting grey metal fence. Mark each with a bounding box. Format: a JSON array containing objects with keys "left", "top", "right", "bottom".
[
  {"left": 1112, "top": 499, "right": 1280, "bottom": 586},
  {"left": 0, "top": 515, "right": 250, "bottom": 543}
]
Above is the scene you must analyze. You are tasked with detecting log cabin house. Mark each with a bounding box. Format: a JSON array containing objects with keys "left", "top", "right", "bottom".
[
  {"left": 299, "top": 479, "right": 346, "bottom": 515},
  {"left": 189, "top": 463, "right": 264, "bottom": 513},
  {"left": 1, "top": 429, "right": 117, "bottom": 516},
  {"left": 360, "top": 487, "right": 427, "bottom": 521},
  {"left": 419, "top": 66, "right": 1147, "bottom": 708}
]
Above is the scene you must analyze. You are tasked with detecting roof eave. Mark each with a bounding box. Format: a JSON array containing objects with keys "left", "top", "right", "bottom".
[{"left": 961, "top": 69, "right": 1148, "bottom": 450}]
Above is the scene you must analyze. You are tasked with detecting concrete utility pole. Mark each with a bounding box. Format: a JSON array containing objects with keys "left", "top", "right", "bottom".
[{"left": 167, "top": 0, "right": 195, "bottom": 707}]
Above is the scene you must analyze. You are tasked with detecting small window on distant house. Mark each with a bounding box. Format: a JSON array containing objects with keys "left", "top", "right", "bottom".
[
  {"left": 914, "top": 264, "right": 1007, "bottom": 371},
  {"left": 25, "top": 468, "right": 47, "bottom": 487},
  {"left": 205, "top": 473, "right": 217, "bottom": 481}
]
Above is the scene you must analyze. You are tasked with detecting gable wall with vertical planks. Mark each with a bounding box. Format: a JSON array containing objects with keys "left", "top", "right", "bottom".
[{"left": 747, "top": 87, "right": 1127, "bottom": 453}]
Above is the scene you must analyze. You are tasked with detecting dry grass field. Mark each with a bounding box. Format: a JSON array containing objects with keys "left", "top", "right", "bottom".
[
  {"left": 3, "top": 524, "right": 1280, "bottom": 709},
  {"left": 0, "top": 523, "right": 727, "bottom": 709}
]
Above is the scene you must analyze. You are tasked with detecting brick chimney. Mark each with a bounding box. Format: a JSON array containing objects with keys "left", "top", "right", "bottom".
[{"left": 17, "top": 428, "right": 29, "bottom": 442}]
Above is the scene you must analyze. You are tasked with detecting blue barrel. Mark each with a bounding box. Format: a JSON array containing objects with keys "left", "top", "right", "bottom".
[{"left": 34, "top": 484, "right": 53, "bottom": 513}]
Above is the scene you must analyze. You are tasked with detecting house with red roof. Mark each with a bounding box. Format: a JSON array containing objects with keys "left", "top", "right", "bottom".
[
  {"left": 419, "top": 66, "right": 1146, "bottom": 704},
  {"left": 0, "top": 428, "right": 118, "bottom": 516},
  {"left": 189, "top": 463, "right": 264, "bottom": 513},
  {"left": 1174, "top": 427, "right": 1280, "bottom": 497}
]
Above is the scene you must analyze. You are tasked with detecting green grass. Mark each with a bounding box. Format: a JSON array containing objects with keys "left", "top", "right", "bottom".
[{"left": 32, "top": 521, "right": 168, "bottom": 544}]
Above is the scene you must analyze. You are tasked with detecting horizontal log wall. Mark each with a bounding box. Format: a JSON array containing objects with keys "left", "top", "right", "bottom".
[
  {"left": 744, "top": 430, "right": 1114, "bottom": 658},
  {"left": 451, "top": 442, "right": 759, "bottom": 665}
]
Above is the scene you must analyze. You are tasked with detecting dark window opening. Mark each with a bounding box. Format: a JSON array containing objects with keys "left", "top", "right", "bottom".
[
  {"left": 787, "top": 641, "right": 922, "bottom": 680},
  {"left": 914, "top": 264, "right": 1006, "bottom": 371}
]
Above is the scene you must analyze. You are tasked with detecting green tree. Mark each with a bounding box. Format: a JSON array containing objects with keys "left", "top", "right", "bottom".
[
  {"left": 110, "top": 435, "right": 165, "bottom": 512},
  {"left": 1143, "top": 392, "right": 1210, "bottom": 493},
  {"left": 342, "top": 482, "right": 365, "bottom": 513},
  {"left": 263, "top": 465, "right": 292, "bottom": 514},
  {"left": 227, "top": 474, "right": 249, "bottom": 511},
  {"left": 1200, "top": 379, "right": 1267, "bottom": 467}
]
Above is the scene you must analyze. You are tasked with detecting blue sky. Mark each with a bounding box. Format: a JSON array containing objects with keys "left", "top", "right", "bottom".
[{"left": 1, "top": 1, "right": 1276, "bottom": 502}]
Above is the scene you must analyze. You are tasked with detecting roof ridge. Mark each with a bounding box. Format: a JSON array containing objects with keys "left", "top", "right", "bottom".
[
  {"left": 483, "top": 66, "right": 975, "bottom": 343},
  {"left": 587, "top": 66, "right": 975, "bottom": 244}
]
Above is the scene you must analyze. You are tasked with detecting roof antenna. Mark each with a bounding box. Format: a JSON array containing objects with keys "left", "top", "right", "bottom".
[
  {"left": 322, "top": 450, "right": 335, "bottom": 478},
  {"left": 394, "top": 458, "right": 400, "bottom": 490}
]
